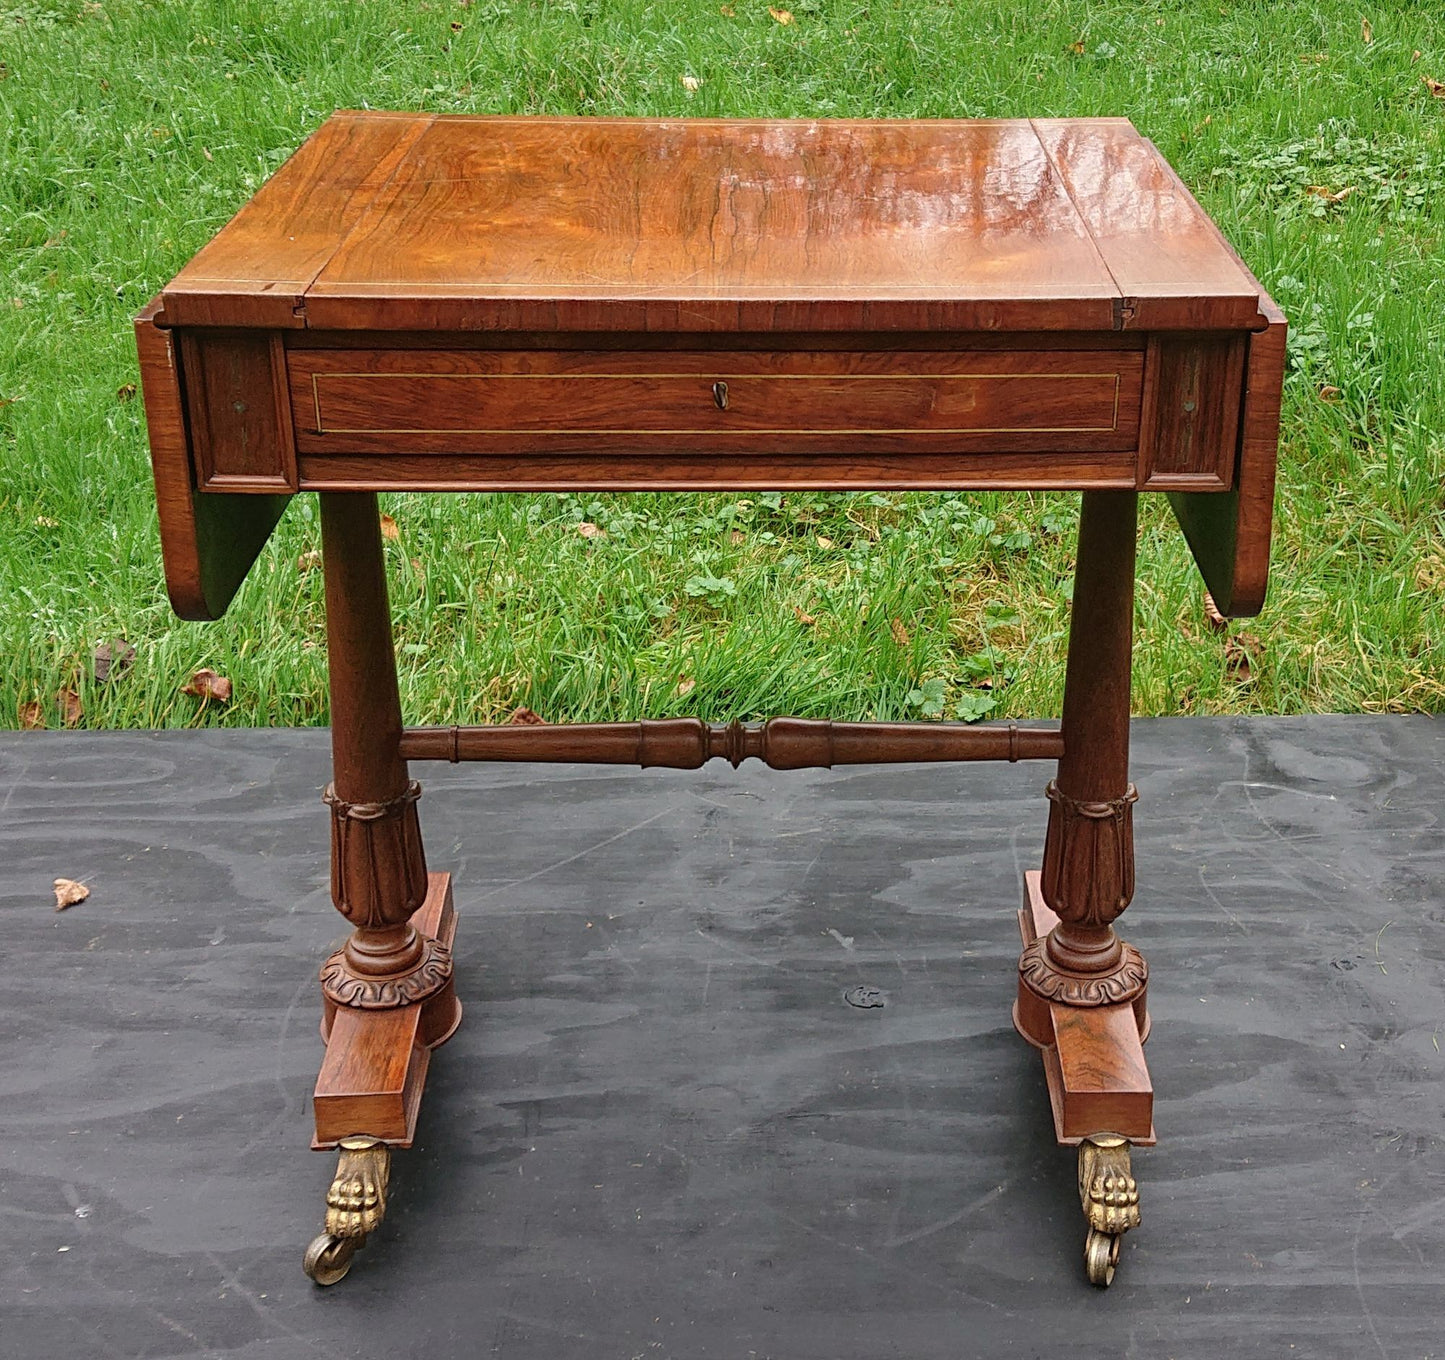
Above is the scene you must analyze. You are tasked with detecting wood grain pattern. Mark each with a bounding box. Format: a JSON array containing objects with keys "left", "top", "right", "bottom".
[
  {"left": 163, "top": 112, "right": 434, "bottom": 328},
  {"left": 1167, "top": 302, "right": 1286, "bottom": 617},
  {"left": 180, "top": 330, "right": 298, "bottom": 490},
  {"left": 292, "top": 449, "right": 1140, "bottom": 491},
  {"left": 1019, "top": 872, "right": 1155, "bottom": 1144},
  {"left": 133, "top": 298, "right": 290, "bottom": 619},
  {"left": 159, "top": 114, "right": 1272, "bottom": 335},
  {"left": 1031, "top": 118, "right": 1265, "bottom": 332},
  {"left": 288, "top": 347, "right": 1143, "bottom": 457},
  {"left": 313, "top": 873, "right": 459, "bottom": 1148},
  {"left": 1137, "top": 333, "right": 1246, "bottom": 489}
]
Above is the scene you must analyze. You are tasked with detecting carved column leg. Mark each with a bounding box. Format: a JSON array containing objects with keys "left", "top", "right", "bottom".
[
  {"left": 318, "top": 491, "right": 453, "bottom": 1015},
  {"left": 1013, "top": 489, "right": 1150, "bottom": 1288},
  {"left": 304, "top": 493, "right": 461, "bottom": 1286},
  {"left": 1020, "top": 489, "right": 1146, "bottom": 1019}
]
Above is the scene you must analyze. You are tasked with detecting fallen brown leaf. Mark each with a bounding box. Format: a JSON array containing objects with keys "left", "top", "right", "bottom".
[
  {"left": 676, "top": 675, "right": 696, "bottom": 696},
  {"left": 729, "top": 528, "right": 745, "bottom": 545},
  {"left": 1361, "top": 16, "right": 1372, "bottom": 44},
  {"left": 1426, "top": 77, "right": 1445, "bottom": 98},
  {"left": 508, "top": 706, "right": 546, "bottom": 725},
  {"left": 1067, "top": 38, "right": 1086, "bottom": 55},
  {"left": 1305, "top": 184, "right": 1354, "bottom": 203},
  {"left": 719, "top": 3, "right": 735, "bottom": 13},
  {"left": 202, "top": 146, "right": 213, "bottom": 161},
  {"left": 54, "top": 878, "right": 90, "bottom": 911},
  {"left": 1202, "top": 591, "right": 1229, "bottom": 633},
  {"left": 815, "top": 534, "right": 834, "bottom": 549},
  {"left": 181, "top": 668, "right": 233, "bottom": 703},
  {"left": 680, "top": 74, "right": 701, "bottom": 92},
  {"left": 793, "top": 605, "right": 817, "bottom": 626},
  {"left": 57, "top": 687, "right": 83, "bottom": 726},
  {"left": 769, "top": 6, "right": 794, "bottom": 23},
  {"left": 296, "top": 548, "right": 322, "bottom": 572},
  {"left": 1318, "top": 384, "right": 1342, "bottom": 402},
  {"left": 1411, "top": 50, "right": 1421, "bottom": 63},
  {"left": 890, "top": 618, "right": 911, "bottom": 647},
  {"left": 576, "top": 521, "right": 605, "bottom": 539},
  {"left": 1224, "top": 633, "right": 1263, "bottom": 683},
  {"left": 116, "top": 382, "right": 137, "bottom": 402},
  {"left": 18, "top": 700, "right": 45, "bottom": 729},
  {"left": 93, "top": 639, "right": 136, "bottom": 682},
  {"left": 379, "top": 513, "right": 400, "bottom": 540}
]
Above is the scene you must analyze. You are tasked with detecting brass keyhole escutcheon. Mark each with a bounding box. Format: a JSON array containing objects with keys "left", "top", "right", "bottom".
[{"left": 712, "top": 380, "right": 729, "bottom": 410}]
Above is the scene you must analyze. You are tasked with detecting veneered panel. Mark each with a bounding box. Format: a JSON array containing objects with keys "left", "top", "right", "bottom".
[
  {"left": 1032, "top": 119, "right": 1265, "bottom": 331},
  {"left": 287, "top": 347, "right": 1143, "bottom": 457},
  {"left": 303, "top": 116, "right": 1121, "bottom": 332},
  {"left": 163, "top": 112, "right": 434, "bottom": 328}
]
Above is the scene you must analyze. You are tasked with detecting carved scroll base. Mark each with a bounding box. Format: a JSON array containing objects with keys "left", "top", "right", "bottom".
[
  {"left": 320, "top": 934, "right": 454, "bottom": 1009},
  {"left": 1018, "top": 936, "right": 1149, "bottom": 1008}
]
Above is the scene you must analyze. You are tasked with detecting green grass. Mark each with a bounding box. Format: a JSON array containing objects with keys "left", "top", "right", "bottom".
[{"left": 2, "top": 0, "right": 1442, "bottom": 730}]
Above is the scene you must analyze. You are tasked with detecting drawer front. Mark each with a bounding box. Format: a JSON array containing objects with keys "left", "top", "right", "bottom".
[{"left": 288, "top": 349, "right": 1144, "bottom": 457}]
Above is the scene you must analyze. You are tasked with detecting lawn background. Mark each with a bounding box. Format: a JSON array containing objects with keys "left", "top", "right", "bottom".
[{"left": 2, "top": 0, "right": 1442, "bottom": 730}]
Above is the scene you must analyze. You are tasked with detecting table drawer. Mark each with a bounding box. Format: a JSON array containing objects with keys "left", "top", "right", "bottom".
[{"left": 288, "top": 349, "right": 1143, "bottom": 457}]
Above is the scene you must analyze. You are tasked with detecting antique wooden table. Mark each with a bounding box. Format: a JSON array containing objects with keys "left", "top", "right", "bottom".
[{"left": 136, "top": 113, "right": 1285, "bottom": 1289}]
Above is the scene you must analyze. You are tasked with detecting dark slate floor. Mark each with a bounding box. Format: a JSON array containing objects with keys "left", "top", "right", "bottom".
[{"left": 1, "top": 717, "right": 1442, "bottom": 1360}]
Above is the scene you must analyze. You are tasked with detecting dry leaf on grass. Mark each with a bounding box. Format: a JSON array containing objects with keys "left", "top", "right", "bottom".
[
  {"left": 18, "top": 700, "right": 45, "bottom": 729},
  {"left": 116, "top": 382, "right": 137, "bottom": 402},
  {"left": 1067, "top": 38, "right": 1086, "bottom": 55},
  {"left": 890, "top": 618, "right": 911, "bottom": 647},
  {"left": 54, "top": 878, "right": 89, "bottom": 911},
  {"left": 1361, "top": 17, "right": 1372, "bottom": 44},
  {"left": 508, "top": 706, "right": 546, "bottom": 725},
  {"left": 1305, "top": 184, "right": 1354, "bottom": 203},
  {"left": 719, "top": 3, "right": 735, "bottom": 13},
  {"left": 379, "top": 513, "right": 400, "bottom": 540},
  {"left": 57, "top": 687, "right": 83, "bottom": 726},
  {"left": 815, "top": 534, "right": 834, "bottom": 549},
  {"left": 296, "top": 548, "right": 322, "bottom": 572},
  {"left": 1426, "top": 77, "right": 1445, "bottom": 98},
  {"left": 676, "top": 675, "right": 696, "bottom": 696},
  {"left": 1202, "top": 592, "right": 1229, "bottom": 634},
  {"left": 1318, "top": 384, "right": 1342, "bottom": 402},
  {"left": 93, "top": 639, "right": 136, "bottom": 682},
  {"left": 181, "top": 668, "right": 233, "bottom": 703},
  {"left": 1224, "top": 633, "right": 1264, "bottom": 683},
  {"left": 768, "top": 6, "right": 793, "bottom": 23},
  {"left": 793, "top": 605, "right": 817, "bottom": 626},
  {"left": 576, "top": 521, "right": 605, "bottom": 539},
  {"left": 680, "top": 74, "right": 701, "bottom": 92}
]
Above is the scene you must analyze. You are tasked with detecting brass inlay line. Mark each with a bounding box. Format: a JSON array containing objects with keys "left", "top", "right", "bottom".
[{"left": 308, "top": 370, "right": 1125, "bottom": 437}]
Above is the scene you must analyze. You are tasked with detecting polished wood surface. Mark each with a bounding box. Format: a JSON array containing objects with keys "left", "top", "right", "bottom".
[
  {"left": 135, "top": 114, "right": 1286, "bottom": 1286},
  {"left": 288, "top": 346, "right": 1143, "bottom": 457},
  {"left": 162, "top": 113, "right": 1269, "bottom": 335},
  {"left": 145, "top": 113, "right": 1283, "bottom": 613}
]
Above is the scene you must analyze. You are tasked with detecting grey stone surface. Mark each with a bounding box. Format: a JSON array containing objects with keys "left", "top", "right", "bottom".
[{"left": 0, "top": 717, "right": 1441, "bottom": 1359}]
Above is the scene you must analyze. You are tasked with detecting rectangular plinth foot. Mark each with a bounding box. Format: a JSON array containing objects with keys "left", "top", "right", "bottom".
[
  {"left": 1016, "top": 870, "right": 1155, "bottom": 1146},
  {"left": 312, "top": 872, "right": 458, "bottom": 1149}
]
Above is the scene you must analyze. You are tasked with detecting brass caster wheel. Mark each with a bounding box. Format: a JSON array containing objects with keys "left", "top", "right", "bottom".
[
  {"left": 303, "top": 1232, "right": 358, "bottom": 1287},
  {"left": 1077, "top": 1133, "right": 1139, "bottom": 1286},
  {"left": 1084, "top": 1228, "right": 1121, "bottom": 1288}
]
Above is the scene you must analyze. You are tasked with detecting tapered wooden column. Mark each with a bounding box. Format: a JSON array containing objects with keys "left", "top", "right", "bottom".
[
  {"left": 318, "top": 492, "right": 453, "bottom": 1013},
  {"left": 1018, "top": 490, "right": 1148, "bottom": 1030}
]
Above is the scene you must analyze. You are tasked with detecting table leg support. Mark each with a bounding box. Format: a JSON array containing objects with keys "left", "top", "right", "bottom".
[
  {"left": 1013, "top": 490, "right": 1153, "bottom": 1287},
  {"left": 304, "top": 493, "right": 463, "bottom": 1285}
]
